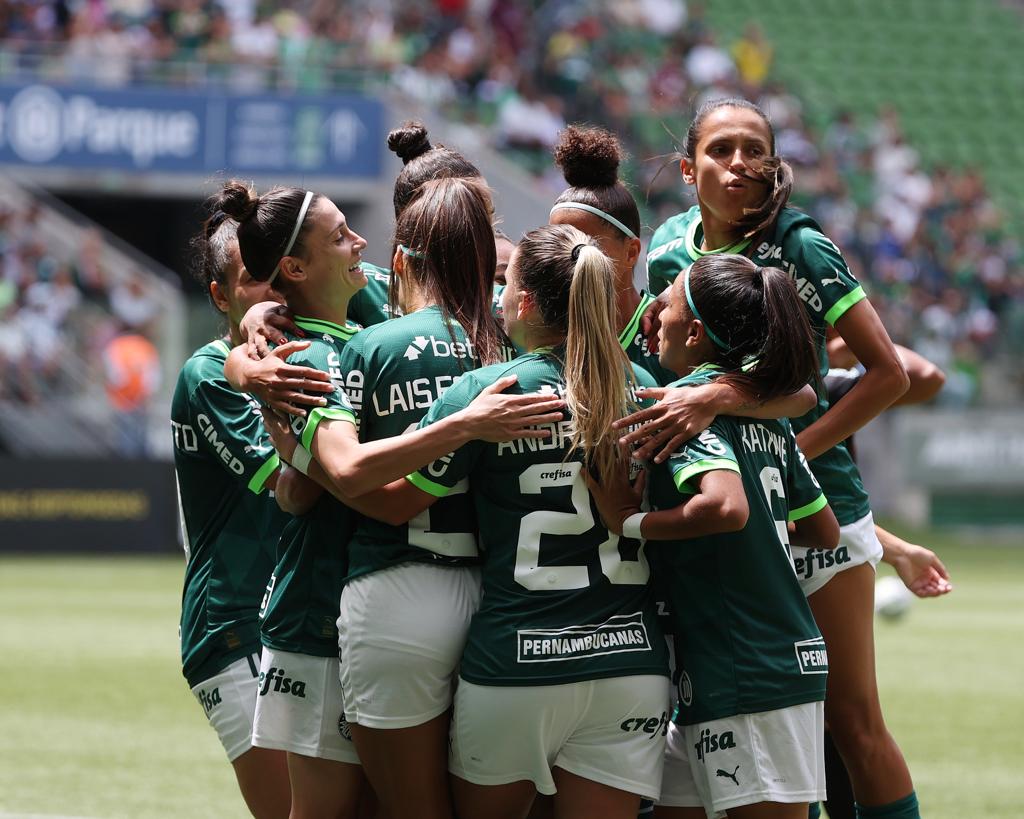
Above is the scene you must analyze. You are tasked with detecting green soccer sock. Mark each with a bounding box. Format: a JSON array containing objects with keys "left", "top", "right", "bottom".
[{"left": 855, "top": 791, "right": 920, "bottom": 819}]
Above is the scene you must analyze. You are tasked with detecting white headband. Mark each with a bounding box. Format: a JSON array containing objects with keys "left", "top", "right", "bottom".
[
  {"left": 549, "top": 201, "right": 637, "bottom": 240},
  {"left": 267, "top": 190, "right": 314, "bottom": 284}
]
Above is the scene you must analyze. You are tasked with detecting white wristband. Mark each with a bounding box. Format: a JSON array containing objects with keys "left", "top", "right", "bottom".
[
  {"left": 290, "top": 445, "right": 313, "bottom": 476},
  {"left": 622, "top": 512, "right": 647, "bottom": 540}
]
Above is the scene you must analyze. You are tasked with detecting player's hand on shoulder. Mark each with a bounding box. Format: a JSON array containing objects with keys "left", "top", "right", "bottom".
[{"left": 462, "top": 375, "right": 565, "bottom": 443}]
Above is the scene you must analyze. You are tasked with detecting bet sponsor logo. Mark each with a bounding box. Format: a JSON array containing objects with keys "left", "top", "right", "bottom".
[
  {"left": 794, "top": 637, "right": 829, "bottom": 675},
  {"left": 792, "top": 546, "right": 850, "bottom": 581},
  {"left": 197, "top": 687, "right": 222, "bottom": 716},
  {"left": 258, "top": 667, "right": 307, "bottom": 698},
  {"left": 693, "top": 728, "right": 737, "bottom": 762},
  {"left": 620, "top": 710, "right": 670, "bottom": 739},
  {"left": 516, "top": 612, "right": 652, "bottom": 664},
  {"left": 403, "top": 335, "right": 476, "bottom": 362}
]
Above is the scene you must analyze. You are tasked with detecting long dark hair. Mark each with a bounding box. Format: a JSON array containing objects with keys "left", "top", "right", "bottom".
[
  {"left": 392, "top": 176, "right": 504, "bottom": 367},
  {"left": 683, "top": 97, "right": 793, "bottom": 246},
  {"left": 190, "top": 201, "right": 239, "bottom": 306},
  {"left": 684, "top": 253, "right": 817, "bottom": 400},
  {"left": 214, "top": 180, "right": 322, "bottom": 282},
  {"left": 515, "top": 224, "right": 633, "bottom": 483},
  {"left": 388, "top": 121, "right": 485, "bottom": 218},
  {"left": 553, "top": 125, "right": 641, "bottom": 240}
]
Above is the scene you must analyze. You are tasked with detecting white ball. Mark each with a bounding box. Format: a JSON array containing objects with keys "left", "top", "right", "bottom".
[{"left": 875, "top": 575, "right": 913, "bottom": 620}]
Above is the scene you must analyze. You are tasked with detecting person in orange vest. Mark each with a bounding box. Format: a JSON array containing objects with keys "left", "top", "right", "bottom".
[{"left": 103, "top": 325, "right": 160, "bottom": 456}]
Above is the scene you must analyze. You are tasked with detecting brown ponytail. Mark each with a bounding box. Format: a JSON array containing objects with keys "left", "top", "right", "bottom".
[{"left": 515, "top": 224, "right": 634, "bottom": 484}]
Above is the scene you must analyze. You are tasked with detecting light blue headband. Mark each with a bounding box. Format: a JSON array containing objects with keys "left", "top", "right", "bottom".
[
  {"left": 397, "top": 243, "right": 426, "bottom": 259},
  {"left": 683, "top": 266, "right": 730, "bottom": 351},
  {"left": 549, "top": 202, "right": 638, "bottom": 240},
  {"left": 267, "top": 190, "right": 314, "bottom": 285}
]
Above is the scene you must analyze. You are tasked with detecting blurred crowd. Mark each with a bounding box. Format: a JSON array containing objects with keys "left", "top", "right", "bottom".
[
  {"left": 0, "top": 201, "right": 160, "bottom": 453},
  {"left": 2, "top": 0, "right": 1021, "bottom": 402}
]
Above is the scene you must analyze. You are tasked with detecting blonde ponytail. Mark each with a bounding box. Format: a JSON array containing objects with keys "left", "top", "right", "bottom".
[{"left": 564, "top": 244, "right": 634, "bottom": 484}]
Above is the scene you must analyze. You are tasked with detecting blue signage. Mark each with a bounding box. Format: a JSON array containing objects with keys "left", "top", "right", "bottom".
[{"left": 0, "top": 83, "right": 383, "bottom": 178}]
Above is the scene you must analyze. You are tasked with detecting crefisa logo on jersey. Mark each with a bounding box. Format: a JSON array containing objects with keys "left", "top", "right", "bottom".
[
  {"left": 693, "top": 728, "right": 737, "bottom": 761},
  {"left": 197, "top": 687, "right": 222, "bottom": 715},
  {"left": 258, "top": 667, "right": 307, "bottom": 698}
]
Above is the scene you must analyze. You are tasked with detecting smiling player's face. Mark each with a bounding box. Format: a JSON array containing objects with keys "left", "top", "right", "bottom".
[{"left": 682, "top": 106, "right": 773, "bottom": 229}]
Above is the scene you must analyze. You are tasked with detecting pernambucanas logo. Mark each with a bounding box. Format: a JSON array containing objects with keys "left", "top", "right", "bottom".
[
  {"left": 516, "top": 612, "right": 651, "bottom": 663},
  {"left": 794, "top": 637, "right": 829, "bottom": 675}
]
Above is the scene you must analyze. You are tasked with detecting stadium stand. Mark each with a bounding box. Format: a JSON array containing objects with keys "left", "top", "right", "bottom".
[{"left": 0, "top": 0, "right": 1020, "bottom": 405}]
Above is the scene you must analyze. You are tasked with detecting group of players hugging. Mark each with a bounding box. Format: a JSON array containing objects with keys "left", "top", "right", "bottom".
[{"left": 173, "top": 99, "right": 950, "bottom": 819}]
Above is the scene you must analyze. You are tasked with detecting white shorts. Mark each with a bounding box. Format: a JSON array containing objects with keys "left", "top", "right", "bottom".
[
  {"left": 338, "top": 563, "right": 481, "bottom": 729},
  {"left": 659, "top": 701, "right": 826, "bottom": 817},
  {"left": 792, "top": 511, "right": 883, "bottom": 596},
  {"left": 450, "top": 674, "right": 671, "bottom": 800},
  {"left": 191, "top": 653, "right": 260, "bottom": 762},
  {"left": 251, "top": 647, "right": 359, "bottom": 764}
]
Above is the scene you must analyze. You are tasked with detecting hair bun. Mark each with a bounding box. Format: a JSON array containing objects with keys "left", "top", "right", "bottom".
[
  {"left": 388, "top": 121, "right": 433, "bottom": 164},
  {"left": 214, "top": 179, "right": 259, "bottom": 223},
  {"left": 554, "top": 125, "right": 622, "bottom": 189}
]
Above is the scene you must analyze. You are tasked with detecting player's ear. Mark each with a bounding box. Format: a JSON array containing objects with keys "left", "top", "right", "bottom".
[
  {"left": 392, "top": 249, "right": 405, "bottom": 277},
  {"left": 278, "top": 255, "right": 306, "bottom": 284},
  {"left": 209, "top": 281, "right": 229, "bottom": 314},
  {"left": 681, "top": 157, "right": 696, "bottom": 185},
  {"left": 516, "top": 289, "right": 537, "bottom": 322}
]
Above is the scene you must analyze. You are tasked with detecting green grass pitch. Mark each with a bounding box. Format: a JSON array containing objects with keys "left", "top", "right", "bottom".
[{"left": 0, "top": 528, "right": 1021, "bottom": 818}]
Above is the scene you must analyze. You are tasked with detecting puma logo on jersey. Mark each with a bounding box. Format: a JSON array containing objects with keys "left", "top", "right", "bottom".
[
  {"left": 716, "top": 765, "right": 740, "bottom": 786},
  {"left": 620, "top": 711, "right": 670, "bottom": 738},
  {"left": 820, "top": 270, "right": 845, "bottom": 287},
  {"left": 403, "top": 335, "right": 476, "bottom": 362},
  {"left": 793, "top": 546, "right": 850, "bottom": 580},
  {"left": 694, "top": 728, "right": 736, "bottom": 761},
  {"left": 258, "top": 667, "right": 307, "bottom": 698},
  {"left": 197, "top": 687, "right": 222, "bottom": 715}
]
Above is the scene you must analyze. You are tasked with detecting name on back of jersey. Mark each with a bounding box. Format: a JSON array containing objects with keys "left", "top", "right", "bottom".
[{"left": 755, "top": 240, "right": 824, "bottom": 313}]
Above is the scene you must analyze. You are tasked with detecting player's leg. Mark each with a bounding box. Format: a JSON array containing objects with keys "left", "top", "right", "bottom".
[
  {"left": 286, "top": 754, "right": 365, "bottom": 819},
  {"left": 231, "top": 747, "right": 291, "bottom": 819},
  {"left": 552, "top": 767, "right": 641, "bottom": 819},
  {"left": 452, "top": 776, "right": 538, "bottom": 819},
  {"left": 807, "top": 562, "right": 918, "bottom": 812},
  {"left": 349, "top": 713, "right": 453, "bottom": 819},
  {"left": 822, "top": 728, "right": 856, "bottom": 819}
]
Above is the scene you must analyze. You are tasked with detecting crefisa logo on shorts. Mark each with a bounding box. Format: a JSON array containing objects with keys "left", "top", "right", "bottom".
[
  {"left": 198, "top": 687, "right": 222, "bottom": 716},
  {"left": 792, "top": 546, "right": 850, "bottom": 580},
  {"left": 258, "top": 667, "right": 307, "bottom": 698},
  {"left": 338, "top": 713, "right": 352, "bottom": 740},
  {"left": 619, "top": 710, "right": 670, "bottom": 738},
  {"left": 693, "top": 728, "right": 737, "bottom": 762}
]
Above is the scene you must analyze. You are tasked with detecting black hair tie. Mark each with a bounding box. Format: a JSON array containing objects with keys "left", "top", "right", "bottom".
[
  {"left": 205, "top": 210, "right": 229, "bottom": 239},
  {"left": 571, "top": 243, "right": 588, "bottom": 262}
]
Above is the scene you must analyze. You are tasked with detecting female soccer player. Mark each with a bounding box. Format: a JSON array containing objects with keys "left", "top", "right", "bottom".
[
  {"left": 588, "top": 253, "right": 840, "bottom": 819},
  {"left": 171, "top": 207, "right": 291, "bottom": 819},
  {"left": 340, "top": 225, "right": 693, "bottom": 819},
  {"left": 220, "top": 178, "right": 561, "bottom": 819},
  {"left": 631, "top": 98, "right": 921, "bottom": 819}
]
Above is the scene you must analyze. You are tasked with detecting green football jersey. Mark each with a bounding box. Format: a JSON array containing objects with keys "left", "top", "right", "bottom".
[
  {"left": 647, "top": 206, "right": 870, "bottom": 525},
  {"left": 172, "top": 339, "right": 288, "bottom": 687},
  {"left": 410, "top": 350, "right": 669, "bottom": 686},
  {"left": 347, "top": 262, "right": 395, "bottom": 327},
  {"left": 649, "top": 366, "right": 829, "bottom": 724},
  {"left": 258, "top": 316, "right": 359, "bottom": 657},
  {"left": 331, "top": 305, "right": 483, "bottom": 582},
  {"left": 621, "top": 291, "right": 678, "bottom": 386}
]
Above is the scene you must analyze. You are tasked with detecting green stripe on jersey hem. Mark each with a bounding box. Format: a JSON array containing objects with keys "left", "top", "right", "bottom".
[
  {"left": 406, "top": 470, "right": 451, "bottom": 498},
  {"left": 824, "top": 285, "right": 866, "bottom": 326},
  {"left": 673, "top": 457, "right": 740, "bottom": 494},
  {"left": 300, "top": 407, "right": 356, "bottom": 449},
  {"left": 248, "top": 453, "right": 280, "bottom": 494},
  {"left": 788, "top": 493, "right": 828, "bottom": 522},
  {"left": 294, "top": 316, "right": 358, "bottom": 339},
  {"left": 618, "top": 293, "right": 653, "bottom": 347},
  {"left": 213, "top": 339, "right": 231, "bottom": 356}
]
